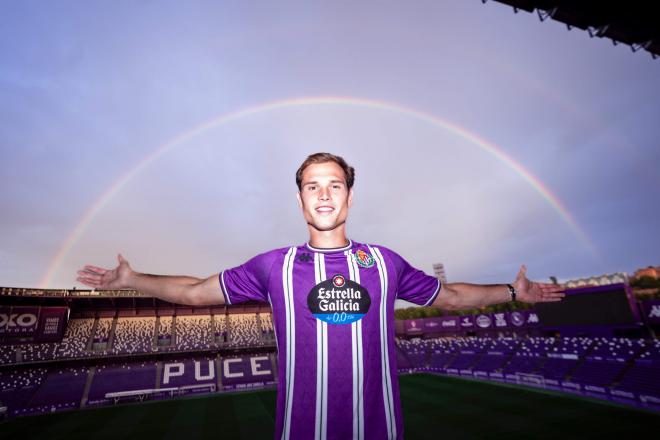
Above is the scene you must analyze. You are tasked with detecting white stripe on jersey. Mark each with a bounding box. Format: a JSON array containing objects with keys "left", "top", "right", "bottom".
[
  {"left": 314, "top": 253, "right": 329, "bottom": 440},
  {"left": 267, "top": 292, "right": 279, "bottom": 354},
  {"left": 346, "top": 251, "right": 365, "bottom": 440},
  {"left": 220, "top": 271, "right": 232, "bottom": 305},
  {"left": 423, "top": 278, "right": 442, "bottom": 306},
  {"left": 282, "top": 247, "right": 297, "bottom": 440},
  {"left": 321, "top": 257, "right": 328, "bottom": 440},
  {"left": 369, "top": 245, "right": 396, "bottom": 440}
]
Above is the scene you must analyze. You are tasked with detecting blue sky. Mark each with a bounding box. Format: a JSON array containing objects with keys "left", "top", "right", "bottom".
[{"left": 1, "top": 1, "right": 659, "bottom": 289}]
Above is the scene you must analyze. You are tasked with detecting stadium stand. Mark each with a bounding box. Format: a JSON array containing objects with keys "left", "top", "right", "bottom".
[
  {"left": 21, "top": 366, "right": 89, "bottom": 415},
  {"left": 175, "top": 315, "right": 213, "bottom": 350},
  {"left": 0, "top": 318, "right": 95, "bottom": 364},
  {"left": 396, "top": 335, "right": 660, "bottom": 410},
  {"left": 612, "top": 340, "right": 660, "bottom": 398},
  {"left": 0, "top": 367, "right": 47, "bottom": 417},
  {"left": 213, "top": 314, "right": 228, "bottom": 344},
  {"left": 88, "top": 361, "right": 158, "bottom": 406},
  {"left": 259, "top": 312, "right": 275, "bottom": 342},
  {"left": 227, "top": 313, "right": 262, "bottom": 348},
  {"left": 92, "top": 317, "right": 113, "bottom": 351},
  {"left": 111, "top": 317, "right": 156, "bottom": 354},
  {"left": 2, "top": 283, "right": 659, "bottom": 419}
]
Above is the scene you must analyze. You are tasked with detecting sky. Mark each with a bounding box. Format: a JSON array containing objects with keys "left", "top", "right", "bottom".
[{"left": 1, "top": 0, "right": 659, "bottom": 291}]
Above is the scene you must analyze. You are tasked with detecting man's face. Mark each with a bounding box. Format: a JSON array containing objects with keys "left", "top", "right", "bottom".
[{"left": 297, "top": 161, "right": 353, "bottom": 233}]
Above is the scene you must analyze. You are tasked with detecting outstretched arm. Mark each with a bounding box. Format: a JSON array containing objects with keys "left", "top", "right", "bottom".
[
  {"left": 432, "top": 265, "right": 565, "bottom": 311},
  {"left": 76, "top": 254, "right": 224, "bottom": 306}
]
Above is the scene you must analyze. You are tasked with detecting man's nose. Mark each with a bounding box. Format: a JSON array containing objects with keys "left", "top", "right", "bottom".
[{"left": 318, "top": 187, "right": 330, "bottom": 200}]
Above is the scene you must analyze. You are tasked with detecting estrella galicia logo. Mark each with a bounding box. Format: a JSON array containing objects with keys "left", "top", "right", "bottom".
[
  {"left": 353, "top": 249, "right": 375, "bottom": 268},
  {"left": 307, "top": 274, "right": 371, "bottom": 325}
]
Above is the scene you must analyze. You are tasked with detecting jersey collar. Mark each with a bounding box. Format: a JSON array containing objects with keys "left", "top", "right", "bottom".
[{"left": 305, "top": 239, "right": 353, "bottom": 253}]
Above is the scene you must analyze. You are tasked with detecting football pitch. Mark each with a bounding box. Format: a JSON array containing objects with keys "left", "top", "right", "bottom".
[{"left": 2, "top": 374, "right": 658, "bottom": 439}]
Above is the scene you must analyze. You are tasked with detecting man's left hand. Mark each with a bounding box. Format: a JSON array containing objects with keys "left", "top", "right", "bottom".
[{"left": 513, "top": 265, "right": 566, "bottom": 303}]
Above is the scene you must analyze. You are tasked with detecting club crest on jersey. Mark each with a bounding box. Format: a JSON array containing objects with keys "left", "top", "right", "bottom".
[
  {"left": 353, "top": 249, "right": 375, "bottom": 268},
  {"left": 307, "top": 275, "right": 371, "bottom": 325}
]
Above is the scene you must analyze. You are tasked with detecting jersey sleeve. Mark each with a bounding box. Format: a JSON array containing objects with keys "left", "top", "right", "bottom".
[
  {"left": 381, "top": 247, "right": 441, "bottom": 306},
  {"left": 219, "top": 251, "right": 275, "bottom": 305}
]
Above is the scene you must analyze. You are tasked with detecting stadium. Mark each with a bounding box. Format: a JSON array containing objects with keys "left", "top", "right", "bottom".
[
  {"left": 1, "top": 276, "right": 659, "bottom": 437},
  {"left": 2, "top": 0, "right": 660, "bottom": 438}
]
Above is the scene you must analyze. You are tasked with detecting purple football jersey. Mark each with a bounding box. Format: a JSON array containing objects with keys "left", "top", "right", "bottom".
[{"left": 220, "top": 240, "right": 441, "bottom": 440}]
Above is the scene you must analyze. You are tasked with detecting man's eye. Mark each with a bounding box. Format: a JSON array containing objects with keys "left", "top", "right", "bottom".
[
  {"left": 333, "top": 185, "right": 341, "bottom": 189},
  {"left": 307, "top": 186, "right": 317, "bottom": 191}
]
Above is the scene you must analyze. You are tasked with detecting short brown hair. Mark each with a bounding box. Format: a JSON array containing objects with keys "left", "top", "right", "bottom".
[{"left": 296, "top": 153, "right": 355, "bottom": 191}]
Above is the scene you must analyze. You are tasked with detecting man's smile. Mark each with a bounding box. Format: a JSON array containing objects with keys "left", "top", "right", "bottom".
[{"left": 315, "top": 206, "right": 335, "bottom": 214}]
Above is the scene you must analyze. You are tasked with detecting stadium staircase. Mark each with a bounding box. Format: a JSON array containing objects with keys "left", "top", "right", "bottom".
[
  {"left": 172, "top": 315, "right": 178, "bottom": 347},
  {"left": 269, "top": 353, "right": 279, "bottom": 382},
  {"left": 155, "top": 362, "right": 163, "bottom": 389},
  {"left": 107, "top": 316, "right": 118, "bottom": 350},
  {"left": 531, "top": 356, "right": 549, "bottom": 376},
  {"left": 563, "top": 357, "right": 584, "bottom": 380},
  {"left": 226, "top": 316, "right": 233, "bottom": 345},
  {"left": 609, "top": 362, "right": 635, "bottom": 388},
  {"left": 86, "top": 318, "right": 99, "bottom": 352},
  {"left": 80, "top": 366, "right": 96, "bottom": 407},
  {"left": 153, "top": 317, "right": 161, "bottom": 350},
  {"left": 394, "top": 344, "right": 416, "bottom": 370},
  {"left": 492, "top": 351, "right": 517, "bottom": 375},
  {"left": 443, "top": 351, "right": 462, "bottom": 372},
  {"left": 211, "top": 315, "right": 218, "bottom": 345},
  {"left": 423, "top": 347, "right": 432, "bottom": 369},
  {"left": 255, "top": 314, "right": 265, "bottom": 345},
  {"left": 214, "top": 357, "right": 223, "bottom": 390}
]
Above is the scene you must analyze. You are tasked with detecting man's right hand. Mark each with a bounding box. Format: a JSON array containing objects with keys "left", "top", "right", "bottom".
[
  {"left": 75, "top": 254, "right": 224, "bottom": 305},
  {"left": 77, "top": 254, "right": 134, "bottom": 289}
]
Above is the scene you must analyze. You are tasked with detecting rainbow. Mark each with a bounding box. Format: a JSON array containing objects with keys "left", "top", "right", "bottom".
[{"left": 39, "top": 96, "right": 597, "bottom": 288}]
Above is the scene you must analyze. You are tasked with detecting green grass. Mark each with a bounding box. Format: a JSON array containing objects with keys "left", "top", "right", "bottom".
[
  {"left": 1, "top": 374, "right": 658, "bottom": 439},
  {"left": 400, "top": 374, "right": 659, "bottom": 439}
]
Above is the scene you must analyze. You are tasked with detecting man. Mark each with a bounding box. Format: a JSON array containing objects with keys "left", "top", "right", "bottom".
[{"left": 77, "top": 152, "right": 565, "bottom": 440}]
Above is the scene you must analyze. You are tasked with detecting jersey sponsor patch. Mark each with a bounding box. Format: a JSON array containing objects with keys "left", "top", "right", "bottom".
[
  {"left": 307, "top": 274, "right": 371, "bottom": 325},
  {"left": 353, "top": 249, "right": 375, "bottom": 268}
]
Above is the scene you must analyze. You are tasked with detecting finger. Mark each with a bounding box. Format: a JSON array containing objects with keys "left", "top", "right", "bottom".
[
  {"left": 83, "top": 265, "right": 108, "bottom": 275},
  {"left": 77, "top": 277, "right": 101, "bottom": 288},
  {"left": 77, "top": 273, "right": 102, "bottom": 283},
  {"left": 78, "top": 268, "right": 104, "bottom": 278},
  {"left": 516, "top": 266, "right": 525, "bottom": 281},
  {"left": 539, "top": 284, "right": 565, "bottom": 293},
  {"left": 118, "top": 254, "right": 127, "bottom": 264},
  {"left": 77, "top": 271, "right": 104, "bottom": 282}
]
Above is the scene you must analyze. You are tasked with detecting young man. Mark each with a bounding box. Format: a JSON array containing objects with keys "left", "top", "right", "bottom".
[{"left": 77, "top": 152, "right": 565, "bottom": 440}]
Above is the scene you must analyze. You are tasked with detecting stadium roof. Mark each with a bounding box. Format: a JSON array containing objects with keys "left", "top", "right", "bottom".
[
  {"left": 485, "top": 0, "right": 660, "bottom": 59},
  {"left": 0, "top": 287, "right": 270, "bottom": 314}
]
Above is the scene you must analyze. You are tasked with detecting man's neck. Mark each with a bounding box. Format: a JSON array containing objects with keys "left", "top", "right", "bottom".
[{"left": 308, "top": 227, "right": 349, "bottom": 249}]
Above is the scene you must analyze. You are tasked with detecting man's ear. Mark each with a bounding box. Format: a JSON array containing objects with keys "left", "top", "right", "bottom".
[
  {"left": 348, "top": 188, "right": 354, "bottom": 207},
  {"left": 296, "top": 191, "right": 303, "bottom": 209}
]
